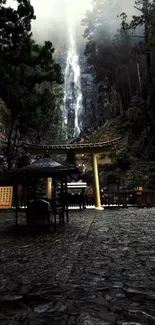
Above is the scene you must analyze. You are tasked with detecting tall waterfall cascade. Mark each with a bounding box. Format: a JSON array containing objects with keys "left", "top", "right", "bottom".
[{"left": 63, "top": 1, "right": 83, "bottom": 139}]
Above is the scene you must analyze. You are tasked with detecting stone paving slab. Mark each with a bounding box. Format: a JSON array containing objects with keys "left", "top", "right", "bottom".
[{"left": 0, "top": 208, "right": 155, "bottom": 324}]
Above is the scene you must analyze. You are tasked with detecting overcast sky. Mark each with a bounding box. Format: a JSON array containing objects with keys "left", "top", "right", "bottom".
[
  {"left": 6, "top": 0, "right": 135, "bottom": 46},
  {"left": 31, "top": 0, "right": 92, "bottom": 44}
]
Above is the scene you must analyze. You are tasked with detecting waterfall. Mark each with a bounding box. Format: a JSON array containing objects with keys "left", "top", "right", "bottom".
[{"left": 63, "top": 1, "right": 83, "bottom": 139}]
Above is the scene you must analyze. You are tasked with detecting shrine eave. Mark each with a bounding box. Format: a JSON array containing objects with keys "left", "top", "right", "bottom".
[{"left": 24, "top": 138, "right": 121, "bottom": 156}]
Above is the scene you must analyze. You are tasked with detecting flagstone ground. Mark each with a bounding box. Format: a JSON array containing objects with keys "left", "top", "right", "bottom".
[{"left": 0, "top": 208, "right": 155, "bottom": 324}]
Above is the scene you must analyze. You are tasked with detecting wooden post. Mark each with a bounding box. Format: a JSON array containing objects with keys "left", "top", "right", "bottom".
[
  {"left": 65, "top": 175, "right": 69, "bottom": 222},
  {"left": 61, "top": 176, "right": 65, "bottom": 225},
  {"left": 53, "top": 177, "right": 57, "bottom": 230},
  {"left": 51, "top": 178, "right": 53, "bottom": 197},
  {"left": 34, "top": 179, "right": 37, "bottom": 202},
  {"left": 92, "top": 153, "right": 103, "bottom": 210},
  {"left": 46, "top": 178, "right": 52, "bottom": 199},
  {"left": 15, "top": 184, "right": 18, "bottom": 229}
]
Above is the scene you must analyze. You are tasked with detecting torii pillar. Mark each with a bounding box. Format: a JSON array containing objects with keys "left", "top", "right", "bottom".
[{"left": 92, "top": 153, "right": 103, "bottom": 210}]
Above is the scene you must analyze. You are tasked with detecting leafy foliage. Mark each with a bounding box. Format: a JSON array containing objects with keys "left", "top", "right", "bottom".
[{"left": 0, "top": 0, "right": 63, "bottom": 169}]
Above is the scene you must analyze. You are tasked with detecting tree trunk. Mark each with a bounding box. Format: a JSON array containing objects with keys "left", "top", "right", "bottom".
[
  {"left": 136, "top": 61, "right": 142, "bottom": 96},
  {"left": 144, "top": 0, "right": 152, "bottom": 84}
]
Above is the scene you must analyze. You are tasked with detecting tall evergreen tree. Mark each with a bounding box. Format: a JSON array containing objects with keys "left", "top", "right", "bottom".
[{"left": 0, "top": 0, "right": 63, "bottom": 169}]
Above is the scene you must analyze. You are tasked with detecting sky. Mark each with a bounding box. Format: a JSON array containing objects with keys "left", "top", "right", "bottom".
[
  {"left": 30, "top": 0, "right": 135, "bottom": 43},
  {"left": 6, "top": 0, "right": 92, "bottom": 45},
  {"left": 6, "top": 0, "right": 136, "bottom": 47},
  {"left": 31, "top": 0, "right": 92, "bottom": 45}
]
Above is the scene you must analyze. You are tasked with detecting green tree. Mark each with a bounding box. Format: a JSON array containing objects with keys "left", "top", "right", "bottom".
[
  {"left": 0, "top": 0, "right": 63, "bottom": 169},
  {"left": 82, "top": 3, "right": 137, "bottom": 120},
  {"left": 130, "top": 0, "right": 153, "bottom": 86},
  {"left": 129, "top": 1, "right": 155, "bottom": 147}
]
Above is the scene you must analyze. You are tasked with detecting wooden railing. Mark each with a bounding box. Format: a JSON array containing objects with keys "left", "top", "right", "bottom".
[
  {"left": 68, "top": 190, "right": 155, "bottom": 208},
  {"left": 102, "top": 190, "right": 155, "bottom": 207},
  {"left": 67, "top": 194, "right": 86, "bottom": 210}
]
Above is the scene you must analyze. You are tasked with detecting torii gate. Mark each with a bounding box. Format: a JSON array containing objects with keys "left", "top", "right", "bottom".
[{"left": 24, "top": 138, "right": 120, "bottom": 209}]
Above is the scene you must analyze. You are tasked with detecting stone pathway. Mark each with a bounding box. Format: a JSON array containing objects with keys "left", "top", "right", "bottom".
[{"left": 0, "top": 208, "right": 155, "bottom": 324}]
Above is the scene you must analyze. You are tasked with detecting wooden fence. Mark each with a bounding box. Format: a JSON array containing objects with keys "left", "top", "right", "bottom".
[{"left": 68, "top": 190, "right": 155, "bottom": 208}]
